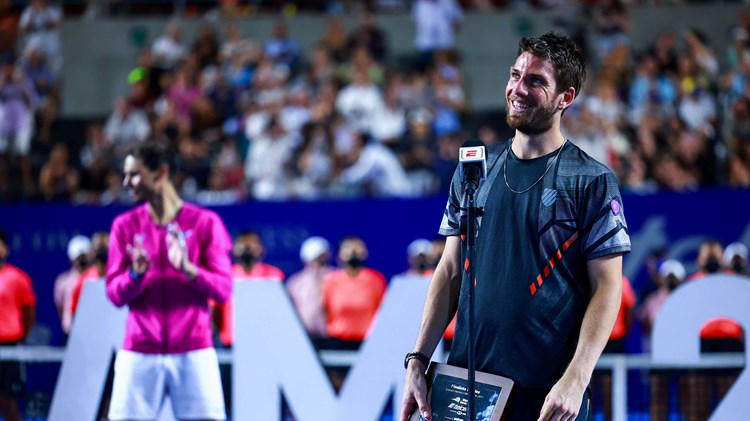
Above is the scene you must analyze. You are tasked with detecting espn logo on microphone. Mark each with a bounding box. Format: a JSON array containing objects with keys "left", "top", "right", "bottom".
[{"left": 460, "top": 146, "right": 485, "bottom": 161}]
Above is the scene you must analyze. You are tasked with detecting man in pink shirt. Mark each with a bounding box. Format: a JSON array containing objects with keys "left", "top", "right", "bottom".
[
  {"left": 106, "top": 143, "right": 232, "bottom": 421},
  {"left": 213, "top": 230, "right": 284, "bottom": 347},
  {"left": 286, "top": 236, "right": 333, "bottom": 339}
]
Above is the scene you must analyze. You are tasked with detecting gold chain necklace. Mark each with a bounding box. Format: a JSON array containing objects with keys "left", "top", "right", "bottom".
[{"left": 503, "top": 138, "right": 567, "bottom": 194}]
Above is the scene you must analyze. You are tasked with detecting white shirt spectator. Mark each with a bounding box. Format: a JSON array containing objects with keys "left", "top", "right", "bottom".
[
  {"left": 340, "top": 143, "right": 413, "bottom": 198},
  {"left": 152, "top": 23, "right": 186, "bottom": 70},
  {"left": 336, "top": 81, "right": 384, "bottom": 134},
  {"left": 244, "top": 111, "right": 270, "bottom": 140},
  {"left": 280, "top": 104, "right": 310, "bottom": 135},
  {"left": 678, "top": 91, "right": 716, "bottom": 135},
  {"left": 370, "top": 104, "right": 406, "bottom": 143},
  {"left": 245, "top": 125, "right": 294, "bottom": 200},
  {"left": 19, "top": 1, "right": 62, "bottom": 71},
  {"left": 104, "top": 101, "right": 151, "bottom": 155},
  {"left": 411, "top": 0, "right": 463, "bottom": 52}
]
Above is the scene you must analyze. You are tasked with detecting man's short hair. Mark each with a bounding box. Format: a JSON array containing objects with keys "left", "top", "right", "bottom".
[
  {"left": 129, "top": 142, "right": 173, "bottom": 172},
  {"left": 237, "top": 229, "right": 261, "bottom": 242},
  {"left": 517, "top": 32, "right": 587, "bottom": 98}
]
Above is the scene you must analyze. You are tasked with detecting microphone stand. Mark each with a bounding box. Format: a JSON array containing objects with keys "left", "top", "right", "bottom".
[{"left": 462, "top": 176, "right": 480, "bottom": 421}]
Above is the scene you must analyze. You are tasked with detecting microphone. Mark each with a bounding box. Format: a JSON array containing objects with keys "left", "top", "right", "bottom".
[{"left": 459, "top": 139, "right": 487, "bottom": 192}]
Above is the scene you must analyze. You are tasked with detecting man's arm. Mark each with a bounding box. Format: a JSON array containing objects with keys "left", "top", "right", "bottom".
[
  {"left": 175, "top": 213, "right": 233, "bottom": 303},
  {"left": 400, "top": 235, "right": 463, "bottom": 421},
  {"left": 538, "top": 254, "right": 623, "bottom": 421},
  {"left": 106, "top": 219, "right": 149, "bottom": 307}
]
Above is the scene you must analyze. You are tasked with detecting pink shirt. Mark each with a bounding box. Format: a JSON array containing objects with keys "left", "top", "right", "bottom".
[
  {"left": 286, "top": 265, "right": 333, "bottom": 338},
  {"left": 106, "top": 203, "right": 232, "bottom": 354}
]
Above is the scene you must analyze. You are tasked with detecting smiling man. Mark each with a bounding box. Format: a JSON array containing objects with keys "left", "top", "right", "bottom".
[
  {"left": 401, "top": 32, "right": 631, "bottom": 421},
  {"left": 105, "top": 142, "right": 232, "bottom": 421}
]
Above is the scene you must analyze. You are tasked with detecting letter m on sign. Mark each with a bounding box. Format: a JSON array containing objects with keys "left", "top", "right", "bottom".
[{"left": 234, "top": 277, "right": 439, "bottom": 421}]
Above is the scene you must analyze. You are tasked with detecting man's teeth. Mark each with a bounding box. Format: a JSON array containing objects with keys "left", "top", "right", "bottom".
[{"left": 513, "top": 101, "right": 530, "bottom": 109}]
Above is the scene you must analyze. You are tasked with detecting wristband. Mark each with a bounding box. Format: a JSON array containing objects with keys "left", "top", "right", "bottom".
[
  {"left": 129, "top": 267, "right": 144, "bottom": 280},
  {"left": 404, "top": 352, "right": 430, "bottom": 370}
]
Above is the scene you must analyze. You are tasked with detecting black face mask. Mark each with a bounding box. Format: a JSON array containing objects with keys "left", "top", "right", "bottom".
[
  {"left": 703, "top": 258, "right": 721, "bottom": 273},
  {"left": 239, "top": 251, "right": 256, "bottom": 265},
  {"left": 666, "top": 275, "right": 680, "bottom": 291},
  {"left": 74, "top": 256, "right": 88, "bottom": 271},
  {"left": 95, "top": 248, "right": 108, "bottom": 263},
  {"left": 415, "top": 257, "right": 429, "bottom": 272},
  {"left": 346, "top": 255, "right": 365, "bottom": 269}
]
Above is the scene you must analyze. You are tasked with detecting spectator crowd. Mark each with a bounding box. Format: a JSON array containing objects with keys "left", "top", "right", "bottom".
[{"left": 0, "top": 0, "right": 750, "bottom": 204}]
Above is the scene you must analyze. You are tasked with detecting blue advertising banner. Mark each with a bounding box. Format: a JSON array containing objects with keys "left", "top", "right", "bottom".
[{"left": 1, "top": 188, "right": 749, "bottom": 347}]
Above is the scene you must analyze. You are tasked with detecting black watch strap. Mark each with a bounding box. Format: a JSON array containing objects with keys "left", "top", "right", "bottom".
[{"left": 404, "top": 352, "right": 430, "bottom": 370}]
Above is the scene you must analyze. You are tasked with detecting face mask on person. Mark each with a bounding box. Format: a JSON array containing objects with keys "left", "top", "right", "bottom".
[
  {"left": 666, "top": 275, "right": 681, "bottom": 291},
  {"left": 732, "top": 260, "right": 746, "bottom": 274},
  {"left": 346, "top": 255, "right": 365, "bottom": 268},
  {"left": 239, "top": 250, "right": 256, "bottom": 265},
  {"left": 415, "top": 257, "right": 429, "bottom": 272},
  {"left": 74, "top": 256, "right": 88, "bottom": 271},
  {"left": 703, "top": 258, "right": 721, "bottom": 273},
  {"left": 95, "top": 248, "right": 108, "bottom": 263}
]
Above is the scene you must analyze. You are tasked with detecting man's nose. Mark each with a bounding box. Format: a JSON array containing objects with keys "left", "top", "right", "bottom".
[{"left": 511, "top": 79, "right": 528, "bottom": 97}]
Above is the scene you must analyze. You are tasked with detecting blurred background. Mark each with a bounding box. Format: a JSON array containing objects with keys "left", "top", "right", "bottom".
[{"left": 0, "top": 0, "right": 749, "bottom": 419}]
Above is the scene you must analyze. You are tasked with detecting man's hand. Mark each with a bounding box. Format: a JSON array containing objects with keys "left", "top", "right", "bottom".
[
  {"left": 126, "top": 235, "right": 150, "bottom": 276},
  {"left": 167, "top": 224, "right": 197, "bottom": 279},
  {"left": 537, "top": 373, "right": 586, "bottom": 421},
  {"left": 400, "top": 361, "right": 431, "bottom": 421}
]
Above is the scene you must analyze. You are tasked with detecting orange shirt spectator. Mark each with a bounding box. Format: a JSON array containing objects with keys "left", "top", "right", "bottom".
[
  {"left": 70, "top": 265, "right": 103, "bottom": 316},
  {"left": 322, "top": 267, "right": 386, "bottom": 341},
  {"left": 69, "top": 231, "right": 109, "bottom": 319},
  {"left": 0, "top": 263, "right": 35, "bottom": 343}
]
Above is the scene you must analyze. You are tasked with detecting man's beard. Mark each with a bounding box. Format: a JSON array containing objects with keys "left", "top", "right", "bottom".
[{"left": 505, "top": 100, "right": 558, "bottom": 135}]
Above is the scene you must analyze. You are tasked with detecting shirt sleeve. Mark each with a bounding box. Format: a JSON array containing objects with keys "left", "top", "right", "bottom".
[
  {"left": 271, "top": 266, "right": 286, "bottom": 282},
  {"left": 191, "top": 211, "right": 233, "bottom": 303},
  {"left": 106, "top": 215, "right": 147, "bottom": 307},
  {"left": 579, "top": 172, "right": 631, "bottom": 260},
  {"left": 438, "top": 165, "right": 462, "bottom": 236}
]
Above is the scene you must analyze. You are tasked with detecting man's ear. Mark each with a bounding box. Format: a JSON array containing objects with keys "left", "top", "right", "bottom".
[
  {"left": 557, "top": 87, "right": 576, "bottom": 111},
  {"left": 156, "top": 163, "right": 170, "bottom": 182}
]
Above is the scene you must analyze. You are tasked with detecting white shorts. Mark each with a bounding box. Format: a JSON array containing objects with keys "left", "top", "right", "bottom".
[
  {"left": 0, "top": 116, "right": 33, "bottom": 156},
  {"left": 108, "top": 348, "right": 226, "bottom": 421}
]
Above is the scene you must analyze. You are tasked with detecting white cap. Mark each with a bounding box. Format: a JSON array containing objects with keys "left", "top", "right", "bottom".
[
  {"left": 407, "top": 239, "right": 433, "bottom": 258},
  {"left": 67, "top": 235, "right": 92, "bottom": 261},
  {"left": 724, "top": 242, "right": 749, "bottom": 266},
  {"left": 300, "top": 236, "right": 330, "bottom": 263},
  {"left": 658, "top": 259, "right": 686, "bottom": 281}
]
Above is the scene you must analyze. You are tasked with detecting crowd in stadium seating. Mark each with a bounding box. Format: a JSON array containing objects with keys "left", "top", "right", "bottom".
[{"left": 1, "top": 0, "right": 750, "bottom": 203}]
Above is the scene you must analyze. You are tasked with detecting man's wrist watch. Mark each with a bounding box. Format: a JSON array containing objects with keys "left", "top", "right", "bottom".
[{"left": 404, "top": 352, "right": 430, "bottom": 370}]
